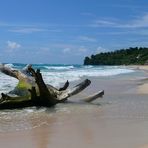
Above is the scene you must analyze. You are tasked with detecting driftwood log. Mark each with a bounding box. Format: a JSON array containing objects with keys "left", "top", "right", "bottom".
[{"left": 0, "top": 64, "right": 104, "bottom": 109}]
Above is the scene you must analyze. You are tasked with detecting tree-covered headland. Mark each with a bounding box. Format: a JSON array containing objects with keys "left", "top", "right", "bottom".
[{"left": 84, "top": 47, "right": 148, "bottom": 65}]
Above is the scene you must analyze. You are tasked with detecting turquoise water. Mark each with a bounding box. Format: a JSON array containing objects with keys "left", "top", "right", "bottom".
[{"left": 0, "top": 63, "right": 134, "bottom": 93}]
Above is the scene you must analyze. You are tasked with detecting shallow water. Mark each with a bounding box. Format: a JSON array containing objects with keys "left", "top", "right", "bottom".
[
  {"left": 0, "top": 93, "right": 148, "bottom": 132},
  {"left": 0, "top": 102, "right": 101, "bottom": 133},
  {"left": 0, "top": 93, "right": 148, "bottom": 148},
  {"left": 0, "top": 66, "right": 148, "bottom": 148}
]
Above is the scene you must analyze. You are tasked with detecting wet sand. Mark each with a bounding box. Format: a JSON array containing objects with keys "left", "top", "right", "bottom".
[
  {"left": 136, "top": 66, "right": 148, "bottom": 94},
  {"left": 0, "top": 68, "right": 148, "bottom": 148}
]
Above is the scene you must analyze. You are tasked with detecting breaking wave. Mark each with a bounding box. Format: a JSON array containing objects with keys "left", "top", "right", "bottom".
[{"left": 0, "top": 64, "right": 134, "bottom": 90}]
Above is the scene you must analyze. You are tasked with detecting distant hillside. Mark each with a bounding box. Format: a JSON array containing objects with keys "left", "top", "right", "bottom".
[{"left": 84, "top": 47, "right": 148, "bottom": 65}]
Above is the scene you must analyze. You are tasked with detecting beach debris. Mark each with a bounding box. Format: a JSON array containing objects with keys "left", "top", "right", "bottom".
[{"left": 0, "top": 64, "right": 104, "bottom": 109}]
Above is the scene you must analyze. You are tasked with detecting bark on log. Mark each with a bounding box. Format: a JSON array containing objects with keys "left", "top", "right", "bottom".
[
  {"left": 28, "top": 68, "right": 58, "bottom": 106},
  {"left": 59, "top": 80, "right": 69, "bottom": 91},
  {"left": 0, "top": 93, "right": 33, "bottom": 109}
]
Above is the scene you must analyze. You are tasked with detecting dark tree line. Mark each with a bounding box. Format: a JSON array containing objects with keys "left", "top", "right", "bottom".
[{"left": 84, "top": 47, "right": 148, "bottom": 65}]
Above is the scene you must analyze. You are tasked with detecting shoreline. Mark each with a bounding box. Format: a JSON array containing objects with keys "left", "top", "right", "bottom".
[
  {"left": 0, "top": 66, "right": 148, "bottom": 148},
  {"left": 126, "top": 65, "right": 148, "bottom": 94}
]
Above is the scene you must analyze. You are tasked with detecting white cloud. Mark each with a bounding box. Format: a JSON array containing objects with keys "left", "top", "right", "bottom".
[
  {"left": 96, "top": 46, "right": 108, "bottom": 53},
  {"left": 63, "top": 46, "right": 88, "bottom": 55},
  {"left": 122, "top": 13, "right": 148, "bottom": 28},
  {"left": 78, "top": 46, "right": 87, "bottom": 52},
  {"left": 78, "top": 36, "right": 96, "bottom": 42},
  {"left": 7, "top": 41, "right": 21, "bottom": 49},
  {"left": 9, "top": 26, "right": 62, "bottom": 34},
  {"left": 9, "top": 28, "right": 46, "bottom": 34},
  {"left": 91, "top": 13, "right": 148, "bottom": 29},
  {"left": 63, "top": 48, "right": 71, "bottom": 53},
  {"left": 91, "top": 20, "right": 116, "bottom": 27}
]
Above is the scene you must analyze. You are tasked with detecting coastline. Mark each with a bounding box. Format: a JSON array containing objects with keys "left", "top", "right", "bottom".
[
  {"left": 0, "top": 66, "right": 148, "bottom": 148},
  {"left": 126, "top": 65, "right": 148, "bottom": 94}
]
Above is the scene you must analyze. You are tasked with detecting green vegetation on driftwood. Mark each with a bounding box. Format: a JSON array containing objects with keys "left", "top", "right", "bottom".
[
  {"left": 84, "top": 47, "right": 148, "bottom": 65},
  {"left": 0, "top": 64, "right": 104, "bottom": 109}
]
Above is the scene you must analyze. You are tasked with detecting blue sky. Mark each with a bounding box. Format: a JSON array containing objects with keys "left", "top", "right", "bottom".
[{"left": 0, "top": 0, "right": 148, "bottom": 64}]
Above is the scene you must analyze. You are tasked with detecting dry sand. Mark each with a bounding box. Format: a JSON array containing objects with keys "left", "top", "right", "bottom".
[
  {"left": 0, "top": 67, "right": 148, "bottom": 148},
  {"left": 140, "top": 145, "right": 148, "bottom": 148}
]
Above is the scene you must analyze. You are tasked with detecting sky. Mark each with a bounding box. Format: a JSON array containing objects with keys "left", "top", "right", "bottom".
[{"left": 0, "top": 0, "right": 148, "bottom": 64}]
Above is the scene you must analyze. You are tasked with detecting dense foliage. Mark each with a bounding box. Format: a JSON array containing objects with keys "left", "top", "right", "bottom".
[{"left": 84, "top": 47, "right": 148, "bottom": 65}]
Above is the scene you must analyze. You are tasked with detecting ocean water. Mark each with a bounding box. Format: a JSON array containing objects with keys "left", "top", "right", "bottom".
[
  {"left": 1, "top": 62, "right": 148, "bottom": 145},
  {"left": 0, "top": 63, "right": 134, "bottom": 93}
]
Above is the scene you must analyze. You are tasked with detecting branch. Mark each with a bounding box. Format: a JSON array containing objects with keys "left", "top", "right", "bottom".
[
  {"left": 68, "top": 79, "right": 91, "bottom": 96},
  {"left": 29, "top": 68, "right": 58, "bottom": 106},
  {"left": 82, "top": 90, "right": 104, "bottom": 102},
  {"left": 21, "top": 64, "right": 33, "bottom": 76},
  {"left": 59, "top": 80, "right": 69, "bottom": 91},
  {"left": 58, "top": 79, "right": 91, "bottom": 101},
  {"left": 0, "top": 93, "right": 33, "bottom": 109},
  {"left": 0, "top": 64, "right": 18, "bottom": 79}
]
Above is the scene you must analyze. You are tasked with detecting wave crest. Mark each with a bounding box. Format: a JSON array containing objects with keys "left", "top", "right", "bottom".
[{"left": 44, "top": 65, "right": 74, "bottom": 70}]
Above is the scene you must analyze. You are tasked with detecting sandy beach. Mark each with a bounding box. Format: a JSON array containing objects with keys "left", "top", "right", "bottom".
[
  {"left": 1, "top": 0, "right": 148, "bottom": 147},
  {"left": 128, "top": 65, "right": 148, "bottom": 94},
  {"left": 137, "top": 66, "right": 148, "bottom": 95},
  {"left": 0, "top": 66, "right": 148, "bottom": 148}
]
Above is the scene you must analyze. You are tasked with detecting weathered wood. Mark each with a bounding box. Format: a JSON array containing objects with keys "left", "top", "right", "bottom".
[
  {"left": 83, "top": 90, "right": 104, "bottom": 102},
  {"left": 29, "top": 68, "right": 58, "bottom": 106},
  {"left": 0, "top": 64, "right": 104, "bottom": 109},
  {"left": 28, "top": 87, "right": 38, "bottom": 102},
  {"left": 59, "top": 80, "right": 69, "bottom": 91},
  {"left": 68, "top": 79, "right": 91, "bottom": 96},
  {"left": 0, "top": 64, "right": 18, "bottom": 79},
  {"left": 0, "top": 93, "right": 33, "bottom": 109}
]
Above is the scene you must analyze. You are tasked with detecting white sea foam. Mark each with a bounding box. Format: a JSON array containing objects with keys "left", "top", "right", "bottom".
[
  {"left": 44, "top": 65, "right": 74, "bottom": 70},
  {"left": 0, "top": 73, "right": 18, "bottom": 94},
  {"left": 83, "top": 65, "right": 94, "bottom": 68},
  {"left": 42, "top": 67, "right": 134, "bottom": 87},
  {"left": 0, "top": 65, "right": 134, "bottom": 91},
  {"left": 5, "top": 63, "right": 14, "bottom": 68}
]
